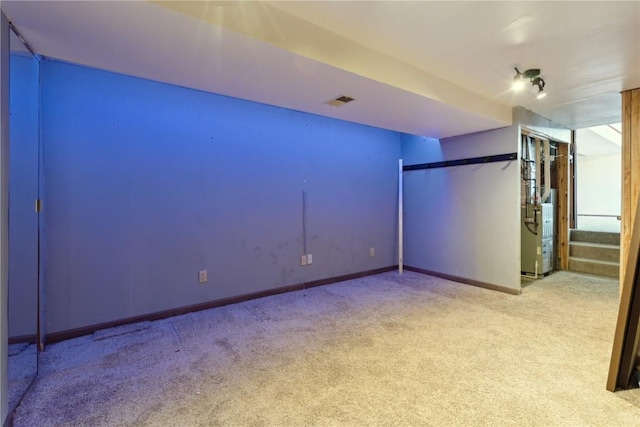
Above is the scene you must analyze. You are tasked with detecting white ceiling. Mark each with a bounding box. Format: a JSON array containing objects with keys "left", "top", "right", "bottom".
[
  {"left": 3, "top": 1, "right": 639, "bottom": 139},
  {"left": 576, "top": 125, "right": 622, "bottom": 157},
  {"left": 9, "top": 26, "right": 29, "bottom": 54}
]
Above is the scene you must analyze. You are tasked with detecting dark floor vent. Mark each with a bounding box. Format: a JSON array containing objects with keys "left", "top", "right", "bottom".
[{"left": 326, "top": 95, "right": 355, "bottom": 107}]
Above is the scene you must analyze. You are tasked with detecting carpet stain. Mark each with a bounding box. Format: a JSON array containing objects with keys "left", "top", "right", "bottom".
[{"left": 214, "top": 338, "right": 241, "bottom": 362}]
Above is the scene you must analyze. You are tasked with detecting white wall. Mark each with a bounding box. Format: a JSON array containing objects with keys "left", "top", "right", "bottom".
[
  {"left": 577, "top": 153, "right": 621, "bottom": 216},
  {"left": 574, "top": 125, "right": 621, "bottom": 231},
  {"left": 401, "top": 125, "right": 521, "bottom": 292}
]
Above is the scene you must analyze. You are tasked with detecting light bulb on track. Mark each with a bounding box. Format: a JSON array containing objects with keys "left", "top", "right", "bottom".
[
  {"left": 512, "top": 67, "right": 547, "bottom": 98},
  {"left": 512, "top": 78, "right": 526, "bottom": 91}
]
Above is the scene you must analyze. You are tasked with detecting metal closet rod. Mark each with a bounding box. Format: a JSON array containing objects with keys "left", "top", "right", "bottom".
[{"left": 403, "top": 152, "right": 517, "bottom": 171}]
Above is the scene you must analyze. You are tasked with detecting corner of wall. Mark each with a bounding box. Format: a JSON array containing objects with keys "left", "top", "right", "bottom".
[
  {"left": 400, "top": 133, "right": 441, "bottom": 164},
  {"left": 0, "top": 10, "right": 10, "bottom": 425},
  {"left": 401, "top": 125, "right": 522, "bottom": 292}
]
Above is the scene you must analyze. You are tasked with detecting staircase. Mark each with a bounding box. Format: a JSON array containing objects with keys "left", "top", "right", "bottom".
[{"left": 568, "top": 230, "right": 620, "bottom": 278}]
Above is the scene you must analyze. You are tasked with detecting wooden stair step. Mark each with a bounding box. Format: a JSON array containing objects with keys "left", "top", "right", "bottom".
[
  {"left": 568, "top": 256, "right": 619, "bottom": 278},
  {"left": 569, "top": 241, "right": 620, "bottom": 263},
  {"left": 570, "top": 230, "right": 620, "bottom": 245}
]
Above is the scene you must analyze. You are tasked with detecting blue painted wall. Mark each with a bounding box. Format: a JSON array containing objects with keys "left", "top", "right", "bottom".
[
  {"left": 8, "top": 53, "right": 39, "bottom": 337},
  {"left": 41, "top": 60, "right": 401, "bottom": 333}
]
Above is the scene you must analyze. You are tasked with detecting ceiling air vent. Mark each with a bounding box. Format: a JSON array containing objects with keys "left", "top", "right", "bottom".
[{"left": 326, "top": 95, "right": 355, "bottom": 107}]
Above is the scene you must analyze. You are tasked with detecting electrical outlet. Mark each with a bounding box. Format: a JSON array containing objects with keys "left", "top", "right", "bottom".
[
  {"left": 370, "top": 247, "right": 375, "bottom": 257},
  {"left": 301, "top": 255, "right": 307, "bottom": 266},
  {"left": 307, "top": 254, "right": 313, "bottom": 265},
  {"left": 198, "top": 270, "right": 208, "bottom": 284}
]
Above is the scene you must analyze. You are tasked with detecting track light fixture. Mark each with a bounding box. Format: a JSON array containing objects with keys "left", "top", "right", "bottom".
[{"left": 512, "top": 67, "right": 546, "bottom": 99}]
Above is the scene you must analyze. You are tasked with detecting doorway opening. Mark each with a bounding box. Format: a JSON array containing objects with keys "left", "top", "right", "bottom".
[
  {"left": 567, "top": 123, "right": 622, "bottom": 279},
  {"left": 575, "top": 124, "right": 622, "bottom": 232}
]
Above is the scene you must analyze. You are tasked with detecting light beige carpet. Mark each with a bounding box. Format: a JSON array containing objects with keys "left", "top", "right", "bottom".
[{"left": 12, "top": 271, "right": 640, "bottom": 426}]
